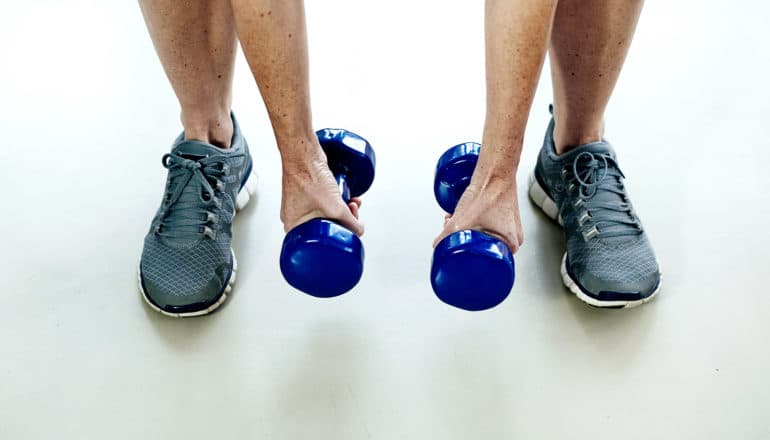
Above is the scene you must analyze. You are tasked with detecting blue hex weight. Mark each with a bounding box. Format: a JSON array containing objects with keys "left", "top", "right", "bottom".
[
  {"left": 431, "top": 142, "right": 515, "bottom": 311},
  {"left": 280, "top": 129, "right": 376, "bottom": 298}
]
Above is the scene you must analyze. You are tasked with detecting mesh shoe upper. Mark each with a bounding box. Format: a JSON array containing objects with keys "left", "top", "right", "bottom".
[
  {"left": 534, "top": 114, "right": 660, "bottom": 300},
  {"left": 140, "top": 114, "right": 252, "bottom": 312}
]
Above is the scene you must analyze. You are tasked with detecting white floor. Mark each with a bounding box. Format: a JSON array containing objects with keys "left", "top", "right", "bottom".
[{"left": 2, "top": 0, "right": 770, "bottom": 438}]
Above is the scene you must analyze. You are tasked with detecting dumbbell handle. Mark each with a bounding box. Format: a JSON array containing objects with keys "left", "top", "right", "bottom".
[{"left": 336, "top": 173, "right": 351, "bottom": 204}]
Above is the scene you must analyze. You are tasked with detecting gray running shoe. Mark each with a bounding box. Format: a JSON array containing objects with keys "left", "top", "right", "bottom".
[
  {"left": 528, "top": 107, "right": 660, "bottom": 308},
  {"left": 139, "top": 113, "right": 257, "bottom": 317}
]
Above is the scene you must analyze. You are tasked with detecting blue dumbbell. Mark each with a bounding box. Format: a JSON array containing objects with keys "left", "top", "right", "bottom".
[
  {"left": 431, "top": 142, "right": 515, "bottom": 311},
  {"left": 280, "top": 129, "right": 376, "bottom": 298}
]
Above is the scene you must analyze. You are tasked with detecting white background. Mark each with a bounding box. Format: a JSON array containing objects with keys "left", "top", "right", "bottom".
[{"left": 1, "top": 0, "right": 769, "bottom": 438}]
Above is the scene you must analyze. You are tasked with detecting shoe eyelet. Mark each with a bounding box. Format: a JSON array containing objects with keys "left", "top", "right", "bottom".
[
  {"left": 582, "top": 226, "right": 599, "bottom": 241},
  {"left": 202, "top": 226, "right": 217, "bottom": 239},
  {"left": 578, "top": 210, "right": 591, "bottom": 226}
]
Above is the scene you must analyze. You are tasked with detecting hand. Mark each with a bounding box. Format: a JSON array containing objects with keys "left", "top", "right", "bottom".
[
  {"left": 433, "top": 176, "right": 523, "bottom": 253},
  {"left": 280, "top": 144, "right": 364, "bottom": 236}
]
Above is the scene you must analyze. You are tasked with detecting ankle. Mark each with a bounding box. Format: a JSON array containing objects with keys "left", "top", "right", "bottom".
[
  {"left": 552, "top": 113, "right": 605, "bottom": 155},
  {"left": 278, "top": 135, "right": 326, "bottom": 172},
  {"left": 181, "top": 110, "right": 233, "bottom": 149},
  {"left": 553, "top": 130, "right": 603, "bottom": 154}
]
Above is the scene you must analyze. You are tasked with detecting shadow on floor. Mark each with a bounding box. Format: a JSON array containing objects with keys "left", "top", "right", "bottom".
[{"left": 268, "top": 318, "right": 370, "bottom": 440}]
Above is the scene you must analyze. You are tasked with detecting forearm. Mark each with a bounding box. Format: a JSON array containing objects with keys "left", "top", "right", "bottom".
[
  {"left": 478, "top": 0, "right": 557, "bottom": 181},
  {"left": 231, "top": 0, "right": 320, "bottom": 166}
]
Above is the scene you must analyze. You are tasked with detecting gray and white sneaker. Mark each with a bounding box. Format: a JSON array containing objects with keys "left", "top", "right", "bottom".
[
  {"left": 139, "top": 113, "right": 257, "bottom": 317},
  {"left": 528, "top": 108, "right": 660, "bottom": 308}
]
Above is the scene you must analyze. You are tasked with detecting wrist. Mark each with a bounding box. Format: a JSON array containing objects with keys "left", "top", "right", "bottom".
[
  {"left": 472, "top": 153, "right": 520, "bottom": 187},
  {"left": 476, "top": 133, "right": 523, "bottom": 181},
  {"left": 278, "top": 136, "right": 326, "bottom": 172},
  {"left": 472, "top": 170, "right": 518, "bottom": 195}
]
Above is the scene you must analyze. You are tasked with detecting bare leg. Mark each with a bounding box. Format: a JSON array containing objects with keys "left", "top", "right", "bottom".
[
  {"left": 231, "top": 0, "right": 363, "bottom": 235},
  {"left": 139, "top": 0, "right": 237, "bottom": 148},
  {"left": 434, "top": 0, "right": 558, "bottom": 252},
  {"left": 550, "top": 0, "right": 644, "bottom": 153}
]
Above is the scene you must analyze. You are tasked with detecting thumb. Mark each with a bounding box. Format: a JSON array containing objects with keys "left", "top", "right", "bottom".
[
  {"left": 334, "top": 201, "right": 365, "bottom": 236},
  {"left": 433, "top": 219, "right": 457, "bottom": 248}
]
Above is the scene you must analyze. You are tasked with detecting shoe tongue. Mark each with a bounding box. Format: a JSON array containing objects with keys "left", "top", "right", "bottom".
[
  {"left": 162, "top": 140, "right": 223, "bottom": 244},
  {"left": 172, "top": 139, "right": 225, "bottom": 161}
]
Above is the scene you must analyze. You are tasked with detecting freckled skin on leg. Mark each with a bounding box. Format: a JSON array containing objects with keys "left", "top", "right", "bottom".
[
  {"left": 550, "top": 0, "right": 644, "bottom": 153},
  {"left": 230, "top": 0, "right": 363, "bottom": 235},
  {"left": 139, "top": 0, "right": 237, "bottom": 147}
]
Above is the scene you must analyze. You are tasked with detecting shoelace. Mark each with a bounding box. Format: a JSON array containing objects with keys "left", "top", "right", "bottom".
[
  {"left": 565, "top": 151, "right": 642, "bottom": 240},
  {"left": 154, "top": 152, "right": 243, "bottom": 240}
]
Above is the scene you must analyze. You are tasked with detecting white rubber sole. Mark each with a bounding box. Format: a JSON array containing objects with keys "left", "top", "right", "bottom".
[
  {"left": 559, "top": 253, "right": 660, "bottom": 309},
  {"left": 235, "top": 168, "right": 259, "bottom": 211},
  {"left": 528, "top": 172, "right": 661, "bottom": 309},
  {"left": 139, "top": 169, "right": 257, "bottom": 318},
  {"left": 528, "top": 172, "right": 561, "bottom": 224},
  {"left": 138, "top": 252, "right": 238, "bottom": 318}
]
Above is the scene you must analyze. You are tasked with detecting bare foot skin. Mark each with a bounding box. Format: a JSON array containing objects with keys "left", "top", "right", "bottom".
[{"left": 279, "top": 140, "right": 364, "bottom": 236}]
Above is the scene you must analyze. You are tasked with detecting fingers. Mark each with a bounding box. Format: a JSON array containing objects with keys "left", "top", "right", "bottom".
[
  {"left": 348, "top": 201, "right": 360, "bottom": 219},
  {"left": 282, "top": 201, "right": 364, "bottom": 236},
  {"left": 433, "top": 219, "right": 457, "bottom": 248},
  {"left": 283, "top": 209, "right": 323, "bottom": 233},
  {"left": 501, "top": 232, "right": 521, "bottom": 254},
  {"left": 433, "top": 217, "right": 522, "bottom": 254},
  {"left": 433, "top": 230, "right": 448, "bottom": 248},
  {"left": 485, "top": 229, "right": 521, "bottom": 253},
  {"left": 336, "top": 202, "right": 365, "bottom": 236}
]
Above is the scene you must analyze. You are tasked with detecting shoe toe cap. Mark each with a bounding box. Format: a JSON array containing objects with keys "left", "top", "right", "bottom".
[
  {"left": 140, "top": 261, "right": 231, "bottom": 315},
  {"left": 573, "top": 266, "right": 660, "bottom": 302}
]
